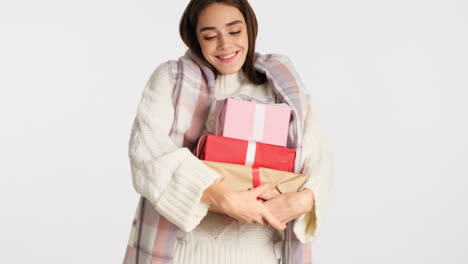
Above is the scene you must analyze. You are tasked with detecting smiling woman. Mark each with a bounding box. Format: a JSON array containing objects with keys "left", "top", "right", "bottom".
[
  {"left": 195, "top": 4, "right": 248, "bottom": 75},
  {"left": 123, "top": 0, "right": 332, "bottom": 264},
  {"left": 180, "top": 0, "right": 267, "bottom": 84}
]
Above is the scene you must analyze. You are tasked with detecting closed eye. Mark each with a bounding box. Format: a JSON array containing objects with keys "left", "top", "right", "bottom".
[{"left": 203, "top": 31, "right": 241, "bottom": 40}]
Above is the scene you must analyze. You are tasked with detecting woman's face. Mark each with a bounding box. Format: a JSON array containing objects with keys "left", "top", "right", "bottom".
[{"left": 196, "top": 3, "right": 249, "bottom": 75}]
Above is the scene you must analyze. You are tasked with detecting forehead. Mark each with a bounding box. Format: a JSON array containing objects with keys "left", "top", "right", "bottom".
[{"left": 197, "top": 3, "right": 245, "bottom": 30}]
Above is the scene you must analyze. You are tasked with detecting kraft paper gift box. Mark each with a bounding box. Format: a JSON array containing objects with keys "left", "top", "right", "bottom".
[
  {"left": 214, "top": 97, "right": 292, "bottom": 147},
  {"left": 203, "top": 161, "right": 307, "bottom": 214},
  {"left": 195, "top": 134, "right": 296, "bottom": 172}
]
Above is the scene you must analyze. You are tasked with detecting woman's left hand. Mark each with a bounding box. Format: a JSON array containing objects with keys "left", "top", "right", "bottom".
[{"left": 259, "top": 188, "right": 315, "bottom": 225}]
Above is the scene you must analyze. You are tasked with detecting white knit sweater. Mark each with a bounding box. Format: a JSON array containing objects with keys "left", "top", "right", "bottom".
[{"left": 129, "top": 62, "right": 332, "bottom": 264}]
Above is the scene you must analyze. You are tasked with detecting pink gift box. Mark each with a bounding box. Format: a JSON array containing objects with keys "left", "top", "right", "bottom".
[{"left": 214, "top": 98, "right": 291, "bottom": 147}]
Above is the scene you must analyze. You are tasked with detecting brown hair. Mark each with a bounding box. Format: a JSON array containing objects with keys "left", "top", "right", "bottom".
[{"left": 179, "top": 0, "right": 266, "bottom": 85}]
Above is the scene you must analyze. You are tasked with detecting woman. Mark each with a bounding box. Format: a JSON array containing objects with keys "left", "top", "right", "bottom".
[{"left": 123, "top": 0, "right": 331, "bottom": 263}]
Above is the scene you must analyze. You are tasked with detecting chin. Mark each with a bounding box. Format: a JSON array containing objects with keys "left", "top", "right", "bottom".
[
  {"left": 213, "top": 62, "right": 244, "bottom": 75},
  {"left": 218, "top": 67, "right": 241, "bottom": 74}
]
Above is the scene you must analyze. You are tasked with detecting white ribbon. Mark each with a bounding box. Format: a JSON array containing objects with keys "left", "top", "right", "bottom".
[
  {"left": 244, "top": 141, "right": 257, "bottom": 166},
  {"left": 252, "top": 103, "right": 265, "bottom": 142}
]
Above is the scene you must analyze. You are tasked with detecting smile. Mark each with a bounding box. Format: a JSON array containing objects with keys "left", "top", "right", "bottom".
[{"left": 216, "top": 51, "right": 240, "bottom": 63}]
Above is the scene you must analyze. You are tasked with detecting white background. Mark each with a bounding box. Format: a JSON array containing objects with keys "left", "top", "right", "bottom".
[{"left": 1, "top": 0, "right": 467, "bottom": 263}]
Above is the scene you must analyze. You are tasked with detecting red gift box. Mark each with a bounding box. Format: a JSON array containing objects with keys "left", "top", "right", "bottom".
[{"left": 195, "top": 134, "right": 296, "bottom": 172}]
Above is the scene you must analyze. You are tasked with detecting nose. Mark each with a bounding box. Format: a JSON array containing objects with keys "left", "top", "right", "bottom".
[{"left": 217, "top": 34, "right": 231, "bottom": 50}]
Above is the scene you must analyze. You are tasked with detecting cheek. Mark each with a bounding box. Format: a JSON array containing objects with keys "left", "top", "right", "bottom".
[
  {"left": 241, "top": 33, "right": 249, "bottom": 48},
  {"left": 200, "top": 41, "right": 215, "bottom": 55}
]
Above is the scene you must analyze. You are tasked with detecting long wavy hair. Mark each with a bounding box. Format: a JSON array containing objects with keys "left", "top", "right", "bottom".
[{"left": 179, "top": 0, "right": 267, "bottom": 85}]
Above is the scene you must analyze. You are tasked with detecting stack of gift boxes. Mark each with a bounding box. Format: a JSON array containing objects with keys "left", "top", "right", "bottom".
[{"left": 194, "top": 97, "right": 307, "bottom": 213}]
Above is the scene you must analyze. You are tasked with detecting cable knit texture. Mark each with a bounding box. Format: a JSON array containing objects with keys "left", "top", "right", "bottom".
[{"left": 128, "top": 62, "right": 332, "bottom": 263}]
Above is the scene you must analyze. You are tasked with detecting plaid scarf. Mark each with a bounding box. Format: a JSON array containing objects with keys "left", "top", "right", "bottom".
[{"left": 124, "top": 50, "right": 312, "bottom": 264}]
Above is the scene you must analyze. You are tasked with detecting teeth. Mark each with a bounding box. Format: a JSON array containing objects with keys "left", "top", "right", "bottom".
[{"left": 219, "top": 52, "right": 236, "bottom": 59}]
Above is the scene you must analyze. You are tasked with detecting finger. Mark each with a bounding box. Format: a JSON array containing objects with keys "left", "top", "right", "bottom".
[
  {"left": 258, "top": 192, "right": 274, "bottom": 201},
  {"left": 251, "top": 184, "right": 270, "bottom": 196},
  {"left": 262, "top": 208, "right": 286, "bottom": 231},
  {"left": 256, "top": 216, "right": 267, "bottom": 227}
]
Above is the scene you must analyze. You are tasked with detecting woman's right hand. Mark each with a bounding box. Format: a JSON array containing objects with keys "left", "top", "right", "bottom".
[{"left": 202, "top": 182, "right": 286, "bottom": 231}]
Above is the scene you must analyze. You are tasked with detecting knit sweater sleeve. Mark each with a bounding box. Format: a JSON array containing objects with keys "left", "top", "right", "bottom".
[
  {"left": 292, "top": 102, "right": 333, "bottom": 243},
  {"left": 128, "top": 62, "right": 221, "bottom": 232}
]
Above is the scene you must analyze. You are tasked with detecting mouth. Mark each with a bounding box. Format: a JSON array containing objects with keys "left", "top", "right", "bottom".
[{"left": 215, "top": 50, "right": 240, "bottom": 63}]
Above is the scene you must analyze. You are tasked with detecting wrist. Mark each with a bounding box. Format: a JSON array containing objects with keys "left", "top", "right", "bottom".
[
  {"left": 202, "top": 181, "right": 230, "bottom": 206},
  {"left": 202, "top": 181, "right": 219, "bottom": 204},
  {"left": 299, "top": 188, "right": 315, "bottom": 213}
]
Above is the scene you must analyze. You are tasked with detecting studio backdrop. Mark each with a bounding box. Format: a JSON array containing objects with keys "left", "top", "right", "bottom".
[{"left": 0, "top": 0, "right": 467, "bottom": 263}]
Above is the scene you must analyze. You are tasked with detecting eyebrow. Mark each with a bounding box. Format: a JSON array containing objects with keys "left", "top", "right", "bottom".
[{"left": 199, "top": 20, "right": 243, "bottom": 32}]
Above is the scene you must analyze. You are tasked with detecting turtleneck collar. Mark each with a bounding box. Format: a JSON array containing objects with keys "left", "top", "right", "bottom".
[{"left": 214, "top": 70, "right": 247, "bottom": 97}]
